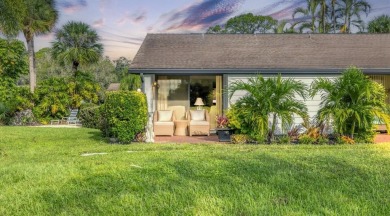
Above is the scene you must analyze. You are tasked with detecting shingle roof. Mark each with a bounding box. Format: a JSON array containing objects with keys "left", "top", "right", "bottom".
[{"left": 130, "top": 33, "right": 390, "bottom": 70}]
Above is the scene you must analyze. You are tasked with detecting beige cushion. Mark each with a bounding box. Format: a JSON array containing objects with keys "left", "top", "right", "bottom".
[
  {"left": 158, "top": 110, "right": 173, "bottom": 122},
  {"left": 190, "top": 120, "right": 209, "bottom": 126},
  {"left": 190, "top": 110, "right": 205, "bottom": 121},
  {"left": 154, "top": 121, "right": 174, "bottom": 126}
]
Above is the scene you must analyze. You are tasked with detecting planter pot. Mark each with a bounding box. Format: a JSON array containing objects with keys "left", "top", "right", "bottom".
[{"left": 216, "top": 128, "right": 232, "bottom": 142}]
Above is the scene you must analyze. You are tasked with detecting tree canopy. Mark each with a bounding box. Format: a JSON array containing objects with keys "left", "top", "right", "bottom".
[
  {"left": 52, "top": 21, "right": 103, "bottom": 72},
  {"left": 368, "top": 15, "right": 390, "bottom": 33},
  {"left": 207, "top": 13, "right": 277, "bottom": 34}
]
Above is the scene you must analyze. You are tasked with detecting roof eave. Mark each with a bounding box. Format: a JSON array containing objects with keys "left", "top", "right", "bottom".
[{"left": 128, "top": 68, "right": 390, "bottom": 75}]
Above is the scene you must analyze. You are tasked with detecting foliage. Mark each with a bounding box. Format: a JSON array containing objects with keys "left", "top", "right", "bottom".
[
  {"left": 0, "top": 38, "right": 28, "bottom": 79},
  {"left": 298, "top": 134, "right": 317, "bottom": 144},
  {"left": 339, "top": 135, "right": 355, "bottom": 144},
  {"left": 292, "top": 0, "right": 324, "bottom": 33},
  {"left": 69, "top": 71, "right": 101, "bottom": 108},
  {"left": 33, "top": 77, "right": 71, "bottom": 122},
  {"left": 311, "top": 66, "right": 390, "bottom": 139},
  {"left": 368, "top": 15, "right": 390, "bottom": 33},
  {"left": 102, "top": 91, "right": 148, "bottom": 143},
  {"left": 228, "top": 74, "right": 308, "bottom": 143},
  {"left": 231, "top": 134, "right": 250, "bottom": 144},
  {"left": 52, "top": 21, "right": 103, "bottom": 72},
  {"left": 206, "top": 25, "right": 226, "bottom": 34},
  {"left": 80, "top": 56, "right": 117, "bottom": 88},
  {"left": 206, "top": 13, "right": 277, "bottom": 34},
  {"left": 119, "top": 74, "right": 141, "bottom": 91},
  {"left": 277, "top": 135, "right": 291, "bottom": 144},
  {"left": 35, "top": 47, "right": 72, "bottom": 81},
  {"left": 338, "top": 0, "right": 371, "bottom": 33},
  {"left": 317, "top": 136, "right": 329, "bottom": 145},
  {"left": 216, "top": 115, "right": 229, "bottom": 128},
  {"left": 78, "top": 103, "right": 102, "bottom": 129},
  {"left": 0, "top": 0, "right": 58, "bottom": 92},
  {"left": 0, "top": 77, "right": 33, "bottom": 124},
  {"left": 114, "top": 56, "right": 131, "bottom": 79}
]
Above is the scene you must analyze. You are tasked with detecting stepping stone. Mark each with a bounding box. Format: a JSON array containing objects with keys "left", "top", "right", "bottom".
[{"left": 81, "top": 153, "right": 108, "bottom": 156}]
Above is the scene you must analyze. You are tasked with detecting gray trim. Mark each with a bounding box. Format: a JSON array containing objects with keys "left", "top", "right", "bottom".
[{"left": 129, "top": 68, "right": 390, "bottom": 75}]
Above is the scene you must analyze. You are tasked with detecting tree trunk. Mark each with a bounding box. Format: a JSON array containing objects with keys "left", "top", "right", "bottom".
[
  {"left": 351, "top": 120, "right": 355, "bottom": 139},
  {"left": 268, "top": 113, "right": 277, "bottom": 143},
  {"left": 27, "top": 36, "right": 36, "bottom": 93},
  {"left": 72, "top": 61, "right": 79, "bottom": 74},
  {"left": 332, "top": 0, "right": 336, "bottom": 33}
]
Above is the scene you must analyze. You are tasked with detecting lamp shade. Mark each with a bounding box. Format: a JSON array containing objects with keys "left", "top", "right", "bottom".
[{"left": 194, "top": 97, "right": 204, "bottom": 106}]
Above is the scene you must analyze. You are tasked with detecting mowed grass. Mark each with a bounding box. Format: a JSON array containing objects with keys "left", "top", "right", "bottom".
[{"left": 1, "top": 127, "right": 390, "bottom": 215}]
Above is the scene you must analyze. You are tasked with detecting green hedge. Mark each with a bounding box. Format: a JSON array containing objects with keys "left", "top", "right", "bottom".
[
  {"left": 102, "top": 91, "right": 148, "bottom": 143},
  {"left": 79, "top": 103, "right": 102, "bottom": 129}
]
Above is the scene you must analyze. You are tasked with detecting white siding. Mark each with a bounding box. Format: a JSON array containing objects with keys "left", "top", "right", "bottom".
[{"left": 227, "top": 74, "right": 337, "bottom": 133}]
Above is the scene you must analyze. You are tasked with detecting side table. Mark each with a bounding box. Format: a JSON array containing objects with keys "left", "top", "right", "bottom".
[{"left": 174, "top": 120, "right": 188, "bottom": 136}]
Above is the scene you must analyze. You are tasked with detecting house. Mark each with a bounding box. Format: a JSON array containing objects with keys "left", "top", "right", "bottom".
[{"left": 129, "top": 33, "right": 390, "bottom": 134}]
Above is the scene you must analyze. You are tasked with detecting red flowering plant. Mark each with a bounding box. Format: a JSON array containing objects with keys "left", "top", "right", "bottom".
[{"left": 216, "top": 115, "right": 229, "bottom": 128}]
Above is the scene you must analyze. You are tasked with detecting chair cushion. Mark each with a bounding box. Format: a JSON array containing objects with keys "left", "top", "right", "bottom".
[
  {"left": 154, "top": 121, "right": 174, "bottom": 126},
  {"left": 190, "top": 120, "right": 209, "bottom": 126},
  {"left": 190, "top": 110, "right": 205, "bottom": 121},
  {"left": 158, "top": 110, "right": 173, "bottom": 122}
]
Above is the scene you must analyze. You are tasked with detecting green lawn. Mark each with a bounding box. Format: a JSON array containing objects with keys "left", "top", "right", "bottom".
[{"left": 1, "top": 127, "right": 390, "bottom": 215}]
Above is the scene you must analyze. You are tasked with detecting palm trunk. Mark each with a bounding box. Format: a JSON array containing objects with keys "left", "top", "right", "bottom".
[
  {"left": 351, "top": 120, "right": 355, "bottom": 139},
  {"left": 268, "top": 113, "right": 277, "bottom": 143},
  {"left": 332, "top": 0, "right": 336, "bottom": 33},
  {"left": 26, "top": 36, "right": 36, "bottom": 93}
]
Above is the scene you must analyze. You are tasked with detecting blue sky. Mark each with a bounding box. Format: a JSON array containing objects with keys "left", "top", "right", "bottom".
[{"left": 34, "top": 0, "right": 390, "bottom": 60}]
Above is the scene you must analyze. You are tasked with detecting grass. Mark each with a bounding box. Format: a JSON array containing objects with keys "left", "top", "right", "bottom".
[{"left": 1, "top": 127, "right": 390, "bottom": 215}]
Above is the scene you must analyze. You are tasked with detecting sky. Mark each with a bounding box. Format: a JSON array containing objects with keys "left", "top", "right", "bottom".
[{"left": 32, "top": 0, "right": 390, "bottom": 61}]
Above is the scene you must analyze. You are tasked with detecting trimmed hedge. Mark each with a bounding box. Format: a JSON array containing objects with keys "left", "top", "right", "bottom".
[
  {"left": 102, "top": 91, "right": 148, "bottom": 143},
  {"left": 79, "top": 103, "right": 102, "bottom": 129}
]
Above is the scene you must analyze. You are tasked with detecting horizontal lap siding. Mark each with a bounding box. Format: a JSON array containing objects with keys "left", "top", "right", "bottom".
[{"left": 227, "top": 74, "right": 337, "bottom": 132}]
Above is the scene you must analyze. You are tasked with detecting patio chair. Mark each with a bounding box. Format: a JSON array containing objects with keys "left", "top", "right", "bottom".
[
  {"left": 188, "top": 110, "right": 210, "bottom": 136},
  {"left": 61, "top": 109, "right": 81, "bottom": 125},
  {"left": 153, "top": 110, "right": 175, "bottom": 136}
]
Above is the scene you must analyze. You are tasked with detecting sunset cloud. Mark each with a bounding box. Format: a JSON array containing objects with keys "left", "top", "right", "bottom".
[
  {"left": 153, "top": 0, "right": 244, "bottom": 32},
  {"left": 58, "top": 0, "right": 87, "bottom": 14},
  {"left": 92, "top": 18, "right": 105, "bottom": 28},
  {"left": 117, "top": 10, "right": 147, "bottom": 25}
]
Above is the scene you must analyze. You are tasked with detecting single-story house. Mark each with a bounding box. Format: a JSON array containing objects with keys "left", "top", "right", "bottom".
[{"left": 129, "top": 33, "right": 390, "bottom": 134}]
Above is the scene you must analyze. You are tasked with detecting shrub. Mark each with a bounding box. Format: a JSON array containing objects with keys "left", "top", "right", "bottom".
[
  {"left": 102, "top": 91, "right": 148, "bottom": 143},
  {"left": 231, "top": 134, "right": 250, "bottom": 144},
  {"left": 78, "top": 103, "right": 102, "bottom": 129},
  {"left": 120, "top": 74, "right": 141, "bottom": 91},
  {"left": 277, "top": 135, "right": 291, "bottom": 144},
  {"left": 339, "top": 136, "right": 355, "bottom": 145},
  {"left": 33, "top": 77, "right": 71, "bottom": 123},
  {"left": 298, "top": 135, "right": 317, "bottom": 144},
  {"left": 317, "top": 136, "right": 329, "bottom": 145}
]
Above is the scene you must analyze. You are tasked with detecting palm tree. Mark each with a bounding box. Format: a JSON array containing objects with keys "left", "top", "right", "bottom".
[
  {"left": 0, "top": 0, "right": 58, "bottom": 93},
  {"left": 337, "top": 0, "right": 371, "bottom": 33},
  {"left": 52, "top": 21, "right": 103, "bottom": 73},
  {"left": 273, "top": 20, "right": 296, "bottom": 33},
  {"left": 311, "top": 67, "right": 390, "bottom": 140},
  {"left": 228, "top": 75, "right": 309, "bottom": 143},
  {"left": 292, "top": 0, "right": 321, "bottom": 33},
  {"left": 368, "top": 15, "right": 390, "bottom": 33}
]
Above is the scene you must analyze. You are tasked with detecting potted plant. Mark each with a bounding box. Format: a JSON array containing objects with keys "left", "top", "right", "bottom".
[{"left": 216, "top": 115, "right": 232, "bottom": 142}]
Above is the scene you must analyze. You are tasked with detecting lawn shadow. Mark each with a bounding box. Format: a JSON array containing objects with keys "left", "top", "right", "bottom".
[{"left": 87, "top": 131, "right": 105, "bottom": 142}]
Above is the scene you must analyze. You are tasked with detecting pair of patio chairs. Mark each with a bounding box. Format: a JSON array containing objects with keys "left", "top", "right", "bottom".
[{"left": 153, "top": 106, "right": 210, "bottom": 136}]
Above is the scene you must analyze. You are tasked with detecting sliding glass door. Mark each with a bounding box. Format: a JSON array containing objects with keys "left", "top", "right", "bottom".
[{"left": 156, "top": 75, "right": 223, "bottom": 129}]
